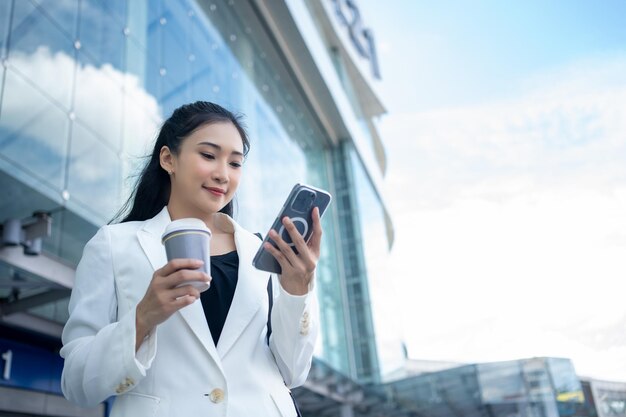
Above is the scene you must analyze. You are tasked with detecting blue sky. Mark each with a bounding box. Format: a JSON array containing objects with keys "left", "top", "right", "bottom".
[
  {"left": 358, "top": 0, "right": 626, "bottom": 380},
  {"left": 362, "top": 0, "right": 626, "bottom": 112}
]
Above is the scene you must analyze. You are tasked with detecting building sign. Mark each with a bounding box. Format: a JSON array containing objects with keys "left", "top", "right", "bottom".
[
  {"left": 0, "top": 337, "right": 63, "bottom": 394},
  {"left": 331, "top": 0, "right": 381, "bottom": 79}
]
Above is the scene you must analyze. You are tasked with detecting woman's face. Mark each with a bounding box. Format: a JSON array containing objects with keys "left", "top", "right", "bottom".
[{"left": 165, "top": 121, "right": 245, "bottom": 217}]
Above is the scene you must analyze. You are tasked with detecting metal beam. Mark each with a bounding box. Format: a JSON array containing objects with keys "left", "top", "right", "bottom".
[
  {"left": 1, "top": 312, "right": 63, "bottom": 337},
  {"left": 0, "top": 246, "right": 75, "bottom": 288},
  {"left": 0, "top": 289, "right": 70, "bottom": 316}
]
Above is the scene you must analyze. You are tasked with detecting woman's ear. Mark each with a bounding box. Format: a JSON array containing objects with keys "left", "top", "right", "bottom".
[{"left": 160, "top": 146, "right": 174, "bottom": 175}]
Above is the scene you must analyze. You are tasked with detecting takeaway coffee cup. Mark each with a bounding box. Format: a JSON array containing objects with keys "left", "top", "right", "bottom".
[{"left": 161, "top": 218, "right": 211, "bottom": 292}]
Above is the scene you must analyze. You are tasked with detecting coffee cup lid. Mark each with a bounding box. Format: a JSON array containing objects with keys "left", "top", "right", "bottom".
[{"left": 162, "top": 218, "right": 211, "bottom": 242}]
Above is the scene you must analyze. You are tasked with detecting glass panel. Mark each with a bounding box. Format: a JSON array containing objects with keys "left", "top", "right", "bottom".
[
  {"left": 522, "top": 358, "right": 553, "bottom": 402},
  {"left": 546, "top": 358, "right": 584, "bottom": 402},
  {"left": 120, "top": 0, "right": 162, "bottom": 205},
  {"left": 29, "top": 0, "right": 78, "bottom": 41},
  {"left": 201, "top": 0, "right": 325, "bottom": 149},
  {"left": 10, "top": 0, "right": 76, "bottom": 55},
  {"left": 120, "top": 93, "right": 162, "bottom": 202},
  {"left": 478, "top": 361, "right": 525, "bottom": 403},
  {"left": 237, "top": 101, "right": 308, "bottom": 231},
  {"left": 126, "top": 0, "right": 149, "bottom": 50},
  {"left": 86, "top": 0, "right": 127, "bottom": 28},
  {"left": 187, "top": 43, "right": 220, "bottom": 109},
  {"left": 307, "top": 149, "right": 348, "bottom": 372},
  {"left": 188, "top": 2, "right": 237, "bottom": 107},
  {"left": 160, "top": 78, "right": 189, "bottom": 120},
  {"left": 592, "top": 381, "right": 626, "bottom": 417},
  {"left": 74, "top": 51, "right": 124, "bottom": 152},
  {"left": 67, "top": 121, "right": 121, "bottom": 222},
  {"left": 121, "top": 85, "right": 161, "bottom": 151},
  {"left": 78, "top": 0, "right": 126, "bottom": 71},
  {"left": 0, "top": 0, "right": 4, "bottom": 101},
  {"left": 350, "top": 147, "right": 404, "bottom": 379},
  {"left": 0, "top": 68, "right": 69, "bottom": 191},
  {"left": 0, "top": 0, "right": 11, "bottom": 59},
  {"left": 159, "top": 2, "right": 191, "bottom": 107},
  {"left": 144, "top": 0, "right": 164, "bottom": 102},
  {"left": 125, "top": 34, "right": 149, "bottom": 84},
  {"left": 518, "top": 360, "right": 560, "bottom": 417},
  {"left": 0, "top": 66, "right": 4, "bottom": 113},
  {"left": 9, "top": 1, "right": 76, "bottom": 110}
]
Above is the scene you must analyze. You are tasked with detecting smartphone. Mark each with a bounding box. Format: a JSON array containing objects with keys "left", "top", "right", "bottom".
[{"left": 252, "top": 183, "right": 332, "bottom": 274}]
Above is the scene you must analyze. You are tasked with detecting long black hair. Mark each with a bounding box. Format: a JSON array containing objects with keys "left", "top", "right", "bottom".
[{"left": 112, "top": 101, "right": 250, "bottom": 224}]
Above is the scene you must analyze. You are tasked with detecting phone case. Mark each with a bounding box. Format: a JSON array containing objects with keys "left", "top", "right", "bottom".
[{"left": 252, "top": 183, "right": 332, "bottom": 274}]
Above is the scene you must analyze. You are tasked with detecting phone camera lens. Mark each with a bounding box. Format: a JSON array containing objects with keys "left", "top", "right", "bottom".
[{"left": 292, "top": 190, "right": 315, "bottom": 213}]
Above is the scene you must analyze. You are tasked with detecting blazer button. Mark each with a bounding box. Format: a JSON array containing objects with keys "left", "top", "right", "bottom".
[{"left": 209, "top": 388, "right": 225, "bottom": 403}]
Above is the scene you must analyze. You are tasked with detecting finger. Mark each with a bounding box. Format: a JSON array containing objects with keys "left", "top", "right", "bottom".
[
  {"left": 159, "top": 258, "right": 204, "bottom": 277},
  {"left": 282, "top": 217, "right": 316, "bottom": 271},
  {"left": 270, "top": 226, "right": 301, "bottom": 268},
  {"left": 283, "top": 216, "right": 309, "bottom": 257},
  {"left": 170, "top": 285, "right": 201, "bottom": 301},
  {"left": 307, "top": 207, "right": 323, "bottom": 257},
  {"left": 170, "top": 294, "right": 197, "bottom": 310},
  {"left": 263, "top": 241, "right": 293, "bottom": 270},
  {"left": 168, "top": 270, "right": 211, "bottom": 288}
]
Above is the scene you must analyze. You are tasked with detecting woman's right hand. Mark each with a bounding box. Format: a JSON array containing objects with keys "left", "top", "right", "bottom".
[{"left": 135, "top": 259, "right": 211, "bottom": 351}]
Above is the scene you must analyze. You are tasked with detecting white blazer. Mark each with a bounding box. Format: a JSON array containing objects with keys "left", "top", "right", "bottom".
[{"left": 60, "top": 207, "right": 318, "bottom": 417}]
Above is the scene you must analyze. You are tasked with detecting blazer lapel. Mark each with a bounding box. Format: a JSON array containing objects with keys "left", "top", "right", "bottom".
[
  {"left": 214, "top": 215, "right": 266, "bottom": 358},
  {"left": 136, "top": 207, "right": 223, "bottom": 374}
]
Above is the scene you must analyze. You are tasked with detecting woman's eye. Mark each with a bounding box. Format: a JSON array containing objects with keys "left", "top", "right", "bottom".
[
  {"left": 230, "top": 162, "right": 242, "bottom": 168},
  {"left": 200, "top": 153, "right": 215, "bottom": 160}
]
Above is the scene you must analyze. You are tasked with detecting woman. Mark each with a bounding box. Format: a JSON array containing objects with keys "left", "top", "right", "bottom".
[{"left": 60, "top": 101, "right": 321, "bottom": 416}]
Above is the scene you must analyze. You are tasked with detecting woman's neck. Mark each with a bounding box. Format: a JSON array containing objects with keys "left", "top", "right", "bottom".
[{"left": 166, "top": 202, "right": 218, "bottom": 232}]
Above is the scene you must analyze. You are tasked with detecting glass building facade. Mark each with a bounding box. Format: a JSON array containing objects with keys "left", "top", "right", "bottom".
[
  {"left": 386, "top": 357, "right": 590, "bottom": 417},
  {"left": 0, "top": 0, "right": 336, "bottom": 342},
  {"left": 0, "top": 0, "right": 399, "bottom": 414},
  {"left": 583, "top": 378, "right": 626, "bottom": 417}
]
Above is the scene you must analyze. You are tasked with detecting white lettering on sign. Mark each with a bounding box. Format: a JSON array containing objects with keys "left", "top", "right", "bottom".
[
  {"left": 331, "top": 0, "right": 381, "bottom": 79},
  {"left": 1, "top": 350, "right": 12, "bottom": 380}
]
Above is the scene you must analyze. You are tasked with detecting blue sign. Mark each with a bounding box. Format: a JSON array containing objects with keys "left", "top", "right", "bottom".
[{"left": 0, "top": 336, "right": 63, "bottom": 395}]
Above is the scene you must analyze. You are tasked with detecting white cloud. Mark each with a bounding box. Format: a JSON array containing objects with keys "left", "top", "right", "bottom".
[
  {"left": 0, "top": 46, "right": 161, "bottom": 221},
  {"left": 380, "top": 55, "right": 626, "bottom": 381}
]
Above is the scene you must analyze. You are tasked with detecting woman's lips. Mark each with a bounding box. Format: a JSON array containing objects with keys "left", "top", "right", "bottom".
[{"left": 204, "top": 186, "right": 225, "bottom": 197}]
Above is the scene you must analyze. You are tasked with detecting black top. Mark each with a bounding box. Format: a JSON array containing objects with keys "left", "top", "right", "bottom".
[{"left": 200, "top": 250, "right": 239, "bottom": 345}]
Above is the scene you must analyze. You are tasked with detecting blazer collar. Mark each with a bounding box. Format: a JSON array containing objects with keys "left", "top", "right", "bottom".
[
  {"left": 136, "top": 207, "right": 267, "bottom": 366},
  {"left": 216, "top": 220, "right": 267, "bottom": 358}
]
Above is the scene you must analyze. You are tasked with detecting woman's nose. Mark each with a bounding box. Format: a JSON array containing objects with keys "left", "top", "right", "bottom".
[{"left": 212, "top": 162, "right": 228, "bottom": 183}]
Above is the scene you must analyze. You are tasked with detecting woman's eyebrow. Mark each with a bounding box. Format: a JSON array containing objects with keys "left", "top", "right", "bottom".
[{"left": 197, "top": 141, "right": 244, "bottom": 157}]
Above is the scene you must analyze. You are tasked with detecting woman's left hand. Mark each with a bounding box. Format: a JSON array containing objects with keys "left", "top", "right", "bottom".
[{"left": 264, "top": 207, "right": 323, "bottom": 295}]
